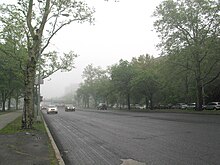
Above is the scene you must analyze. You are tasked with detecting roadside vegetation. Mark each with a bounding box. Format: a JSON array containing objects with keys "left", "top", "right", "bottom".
[
  {"left": 0, "top": 0, "right": 94, "bottom": 128},
  {"left": 71, "top": 0, "right": 220, "bottom": 111},
  {"left": 0, "top": 0, "right": 219, "bottom": 129}
]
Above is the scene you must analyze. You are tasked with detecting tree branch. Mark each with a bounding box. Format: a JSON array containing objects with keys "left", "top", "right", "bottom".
[{"left": 26, "top": 0, "right": 35, "bottom": 37}]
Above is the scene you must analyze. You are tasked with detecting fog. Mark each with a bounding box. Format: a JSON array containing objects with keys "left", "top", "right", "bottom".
[
  {"left": 1, "top": 0, "right": 162, "bottom": 99},
  {"left": 40, "top": 0, "right": 163, "bottom": 99}
]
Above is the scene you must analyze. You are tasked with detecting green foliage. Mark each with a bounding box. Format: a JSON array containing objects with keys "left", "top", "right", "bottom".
[
  {"left": 153, "top": 0, "right": 220, "bottom": 110},
  {"left": 0, "top": 40, "right": 25, "bottom": 111},
  {"left": 0, "top": 0, "right": 95, "bottom": 128}
]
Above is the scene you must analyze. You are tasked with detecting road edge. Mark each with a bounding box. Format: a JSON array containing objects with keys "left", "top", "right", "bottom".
[{"left": 41, "top": 112, "right": 65, "bottom": 165}]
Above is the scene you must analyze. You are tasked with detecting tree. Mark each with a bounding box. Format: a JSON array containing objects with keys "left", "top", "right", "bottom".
[
  {"left": 0, "top": 0, "right": 94, "bottom": 128},
  {"left": 0, "top": 41, "right": 25, "bottom": 111},
  {"left": 153, "top": 0, "right": 220, "bottom": 110},
  {"left": 81, "top": 64, "right": 108, "bottom": 107},
  {"left": 76, "top": 83, "right": 90, "bottom": 108},
  {"left": 110, "top": 60, "right": 134, "bottom": 110},
  {"left": 131, "top": 55, "right": 159, "bottom": 109}
]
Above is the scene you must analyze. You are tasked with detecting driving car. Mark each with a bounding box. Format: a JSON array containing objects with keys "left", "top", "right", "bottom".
[
  {"left": 65, "top": 105, "right": 75, "bottom": 112},
  {"left": 47, "top": 105, "right": 58, "bottom": 114},
  {"left": 41, "top": 105, "right": 47, "bottom": 110},
  {"left": 205, "top": 102, "right": 220, "bottom": 110}
]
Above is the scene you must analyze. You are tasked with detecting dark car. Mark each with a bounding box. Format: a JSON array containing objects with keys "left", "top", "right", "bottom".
[
  {"left": 205, "top": 102, "right": 220, "bottom": 110},
  {"left": 97, "top": 103, "right": 107, "bottom": 110},
  {"left": 65, "top": 105, "right": 75, "bottom": 112}
]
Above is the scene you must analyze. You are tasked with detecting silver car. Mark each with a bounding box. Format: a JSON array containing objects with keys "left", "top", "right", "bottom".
[{"left": 205, "top": 102, "right": 220, "bottom": 110}]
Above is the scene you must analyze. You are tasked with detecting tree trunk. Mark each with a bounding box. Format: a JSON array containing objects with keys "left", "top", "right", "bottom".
[
  {"left": 22, "top": 56, "right": 36, "bottom": 129},
  {"left": 7, "top": 97, "right": 11, "bottom": 110},
  {"left": 184, "top": 74, "right": 189, "bottom": 104},
  {"left": 15, "top": 91, "right": 19, "bottom": 110},
  {"left": 1, "top": 91, "right": 6, "bottom": 111},
  {"left": 195, "top": 60, "right": 203, "bottom": 111},
  {"left": 145, "top": 96, "right": 148, "bottom": 109},
  {"left": 127, "top": 93, "right": 130, "bottom": 110},
  {"left": 149, "top": 93, "right": 153, "bottom": 110},
  {"left": 196, "top": 78, "right": 203, "bottom": 111}
]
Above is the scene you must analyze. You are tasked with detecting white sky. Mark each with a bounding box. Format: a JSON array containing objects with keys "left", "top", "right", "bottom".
[
  {"left": 1, "top": 0, "right": 163, "bottom": 98},
  {"left": 41, "top": 0, "right": 163, "bottom": 98}
]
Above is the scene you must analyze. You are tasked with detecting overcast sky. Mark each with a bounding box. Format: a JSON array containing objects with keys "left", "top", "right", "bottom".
[
  {"left": 41, "top": 0, "right": 163, "bottom": 98},
  {"left": 1, "top": 0, "right": 163, "bottom": 98}
]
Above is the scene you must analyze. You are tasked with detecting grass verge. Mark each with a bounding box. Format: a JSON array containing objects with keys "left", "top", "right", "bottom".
[{"left": 0, "top": 115, "right": 59, "bottom": 165}]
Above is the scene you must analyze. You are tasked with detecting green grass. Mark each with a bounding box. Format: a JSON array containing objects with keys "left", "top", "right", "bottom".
[
  {"left": 0, "top": 116, "right": 24, "bottom": 134},
  {"left": 0, "top": 115, "right": 59, "bottom": 165}
]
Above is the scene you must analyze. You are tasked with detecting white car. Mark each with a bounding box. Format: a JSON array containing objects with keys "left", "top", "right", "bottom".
[{"left": 47, "top": 105, "right": 58, "bottom": 114}]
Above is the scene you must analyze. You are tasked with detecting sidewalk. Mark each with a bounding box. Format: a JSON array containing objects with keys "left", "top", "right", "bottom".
[
  {"left": 0, "top": 111, "right": 22, "bottom": 129},
  {"left": 0, "top": 111, "right": 51, "bottom": 165}
]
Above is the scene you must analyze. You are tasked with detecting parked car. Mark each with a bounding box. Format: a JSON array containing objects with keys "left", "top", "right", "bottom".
[
  {"left": 47, "top": 105, "right": 58, "bottom": 114},
  {"left": 205, "top": 102, "right": 220, "bottom": 110},
  {"left": 97, "top": 103, "right": 107, "bottom": 110},
  {"left": 134, "top": 104, "right": 141, "bottom": 109},
  {"left": 65, "top": 105, "right": 75, "bottom": 112},
  {"left": 180, "top": 103, "right": 188, "bottom": 110},
  {"left": 171, "top": 103, "right": 187, "bottom": 109},
  {"left": 139, "top": 105, "right": 146, "bottom": 109},
  {"left": 187, "top": 103, "right": 196, "bottom": 110}
]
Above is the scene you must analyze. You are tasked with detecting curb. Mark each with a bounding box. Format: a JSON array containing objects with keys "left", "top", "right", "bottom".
[{"left": 41, "top": 112, "right": 65, "bottom": 165}]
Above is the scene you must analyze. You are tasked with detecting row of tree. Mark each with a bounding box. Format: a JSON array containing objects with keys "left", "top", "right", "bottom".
[
  {"left": 74, "top": 0, "right": 220, "bottom": 110},
  {"left": 75, "top": 49, "right": 220, "bottom": 110},
  {"left": 0, "top": 42, "right": 25, "bottom": 111},
  {"left": 0, "top": 0, "right": 94, "bottom": 129}
]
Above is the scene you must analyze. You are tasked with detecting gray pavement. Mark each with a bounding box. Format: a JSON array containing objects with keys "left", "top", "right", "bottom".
[
  {"left": 43, "top": 109, "right": 220, "bottom": 165},
  {"left": 0, "top": 111, "right": 52, "bottom": 165},
  {"left": 0, "top": 111, "right": 22, "bottom": 129}
]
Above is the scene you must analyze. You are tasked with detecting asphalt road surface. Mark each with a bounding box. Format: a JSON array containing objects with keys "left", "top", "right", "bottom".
[{"left": 42, "top": 109, "right": 220, "bottom": 165}]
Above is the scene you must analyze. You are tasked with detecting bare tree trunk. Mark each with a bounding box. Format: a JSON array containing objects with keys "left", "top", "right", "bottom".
[{"left": 22, "top": 56, "right": 36, "bottom": 129}]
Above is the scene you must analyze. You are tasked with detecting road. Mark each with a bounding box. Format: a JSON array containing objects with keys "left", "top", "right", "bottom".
[{"left": 42, "top": 109, "right": 220, "bottom": 165}]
